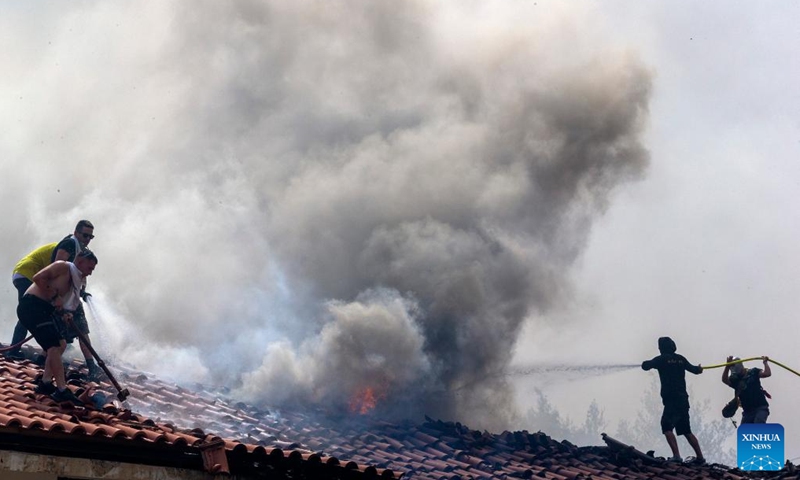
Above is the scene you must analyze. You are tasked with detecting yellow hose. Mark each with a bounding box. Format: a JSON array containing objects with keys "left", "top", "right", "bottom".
[
  {"left": 702, "top": 357, "right": 800, "bottom": 378},
  {"left": 703, "top": 357, "right": 762, "bottom": 369},
  {"left": 770, "top": 359, "right": 800, "bottom": 378}
]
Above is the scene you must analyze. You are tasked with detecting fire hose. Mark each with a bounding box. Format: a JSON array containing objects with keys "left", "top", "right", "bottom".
[
  {"left": 65, "top": 316, "right": 130, "bottom": 402},
  {"left": 0, "top": 307, "right": 130, "bottom": 401},
  {"left": 701, "top": 357, "right": 800, "bottom": 378},
  {"left": 0, "top": 335, "right": 34, "bottom": 353},
  {"left": 700, "top": 356, "right": 799, "bottom": 428}
]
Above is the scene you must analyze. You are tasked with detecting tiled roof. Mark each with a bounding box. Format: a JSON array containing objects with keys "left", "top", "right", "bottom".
[
  {"left": 0, "top": 347, "right": 394, "bottom": 479},
  {"left": 2, "top": 345, "right": 800, "bottom": 480}
]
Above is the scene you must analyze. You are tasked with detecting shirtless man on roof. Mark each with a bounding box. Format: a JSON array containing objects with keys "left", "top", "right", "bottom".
[{"left": 17, "top": 249, "right": 98, "bottom": 405}]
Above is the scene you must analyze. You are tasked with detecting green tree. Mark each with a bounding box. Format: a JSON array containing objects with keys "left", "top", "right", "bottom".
[
  {"left": 578, "top": 399, "right": 607, "bottom": 446},
  {"left": 523, "top": 389, "right": 578, "bottom": 441},
  {"left": 522, "top": 391, "right": 606, "bottom": 446}
]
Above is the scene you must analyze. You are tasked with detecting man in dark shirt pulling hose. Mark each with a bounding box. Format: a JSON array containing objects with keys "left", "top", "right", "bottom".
[
  {"left": 722, "top": 355, "right": 771, "bottom": 424},
  {"left": 642, "top": 336, "right": 706, "bottom": 464}
]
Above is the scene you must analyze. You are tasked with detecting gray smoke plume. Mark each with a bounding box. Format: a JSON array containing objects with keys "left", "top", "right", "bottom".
[{"left": 0, "top": 1, "right": 651, "bottom": 430}]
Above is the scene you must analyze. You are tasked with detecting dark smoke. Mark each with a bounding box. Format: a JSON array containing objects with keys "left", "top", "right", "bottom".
[{"left": 0, "top": 1, "right": 651, "bottom": 431}]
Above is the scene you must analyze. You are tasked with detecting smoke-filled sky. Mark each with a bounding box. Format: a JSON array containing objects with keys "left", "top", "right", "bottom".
[{"left": 2, "top": 0, "right": 799, "bottom": 458}]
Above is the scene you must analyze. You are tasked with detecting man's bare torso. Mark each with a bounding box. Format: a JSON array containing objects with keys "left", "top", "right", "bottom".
[{"left": 27, "top": 261, "right": 78, "bottom": 309}]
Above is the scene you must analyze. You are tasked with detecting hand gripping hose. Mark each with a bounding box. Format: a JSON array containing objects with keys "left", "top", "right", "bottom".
[{"left": 702, "top": 357, "right": 800, "bottom": 378}]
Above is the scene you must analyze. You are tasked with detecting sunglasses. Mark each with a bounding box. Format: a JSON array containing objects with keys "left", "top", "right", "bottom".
[{"left": 80, "top": 233, "right": 95, "bottom": 240}]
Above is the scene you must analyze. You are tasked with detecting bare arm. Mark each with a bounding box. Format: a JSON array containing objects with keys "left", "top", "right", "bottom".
[
  {"left": 722, "top": 356, "right": 733, "bottom": 386},
  {"left": 760, "top": 356, "right": 771, "bottom": 378}
]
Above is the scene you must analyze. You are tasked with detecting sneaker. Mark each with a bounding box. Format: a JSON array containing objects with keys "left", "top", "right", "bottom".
[
  {"left": 685, "top": 457, "right": 706, "bottom": 466},
  {"left": 66, "top": 369, "right": 86, "bottom": 382},
  {"left": 666, "top": 456, "right": 683, "bottom": 463},
  {"left": 50, "top": 388, "right": 83, "bottom": 405},
  {"left": 5, "top": 350, "right": 25, "bottom": 360},
  {"left": 34, "top": 381, "right": 56, "bottom": 395}
]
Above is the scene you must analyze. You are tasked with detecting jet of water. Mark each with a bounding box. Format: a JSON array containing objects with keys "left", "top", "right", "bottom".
[{"left": 450, "top": 363, "right": 640, "bottom": 393}]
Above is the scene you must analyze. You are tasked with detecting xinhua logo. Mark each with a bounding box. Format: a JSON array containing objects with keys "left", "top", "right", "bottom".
[{"left": 738, "top": 423, "right": 784, "bottom": 471}]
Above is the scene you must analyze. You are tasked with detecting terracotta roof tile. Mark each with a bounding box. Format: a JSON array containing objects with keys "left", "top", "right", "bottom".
[
  {"left": 0, "top": 353, "right": 394, "bottom": 479},
  {"left": 8, "top": 350, "right": 800, "bottom": 479},
  {"left": 37, "top": 414, "right": 72, "bottom": 429}
]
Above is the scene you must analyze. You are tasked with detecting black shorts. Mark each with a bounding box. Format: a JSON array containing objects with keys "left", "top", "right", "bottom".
[
  {"left": 53, "top": 303, "right": 89, "bottom": 343},
  {"left": 661, "top": 400, "right": 692, "bottom": 436},
  {"left": 17, "top": 294, "right": 62, "bottom": 351}
]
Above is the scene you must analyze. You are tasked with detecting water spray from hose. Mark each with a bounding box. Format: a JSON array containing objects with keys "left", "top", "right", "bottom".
[
  {"left": 451, "top": 363, "right": 641, "bottom": 394},
  {"left": 84, "top": 296, "right": 104, "bottom": 330},
  {"left": 451, "top": 356, "right": 800, "bottom": 397},
  {"left": 81, "top": 295, "right": 116, "bottom": 365},
  {"left": 510, "top": 364, "right": 640, "bottom": 376}
]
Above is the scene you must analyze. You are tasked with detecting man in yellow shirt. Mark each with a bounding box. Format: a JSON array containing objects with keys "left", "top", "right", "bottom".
[{"left": 8, "top": 243, "right": 59, "bottom": 357}]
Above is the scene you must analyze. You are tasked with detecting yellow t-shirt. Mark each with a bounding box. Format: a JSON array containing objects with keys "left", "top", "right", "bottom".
[{"left": 12, "top": 243, "right": 58, "bottom": 281}]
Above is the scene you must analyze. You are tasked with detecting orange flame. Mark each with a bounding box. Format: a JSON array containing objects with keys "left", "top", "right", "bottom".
[{"left": 349, "top": 386, "right": 386, "bottom": 415}]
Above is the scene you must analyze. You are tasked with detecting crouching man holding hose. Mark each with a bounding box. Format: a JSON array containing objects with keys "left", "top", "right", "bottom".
[{"left": 16, "top": 249, "right": 98, "bottom": 405}]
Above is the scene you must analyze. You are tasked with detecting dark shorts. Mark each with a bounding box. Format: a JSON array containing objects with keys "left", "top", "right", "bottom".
[
  {"left": 54, "top": 303, "right": 89, "bottom": 343},
  {"left": 17, "top": 294, "right": 62, "bottom": 351},
  {"left": 742, "top": 406, "right": 770, "bottom": 424},
  {"left": 661, "top": 400, "right": 692, "bottom": 436}
]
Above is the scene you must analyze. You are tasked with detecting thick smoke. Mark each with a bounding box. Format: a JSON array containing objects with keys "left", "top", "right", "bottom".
[{"left": 0, "top": 1, "right": 651, "bottom": 430}]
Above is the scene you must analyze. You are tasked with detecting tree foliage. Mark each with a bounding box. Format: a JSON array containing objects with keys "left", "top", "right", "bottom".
[{"left": 523, "top": 390, "right": 607, "bottom": 446}]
